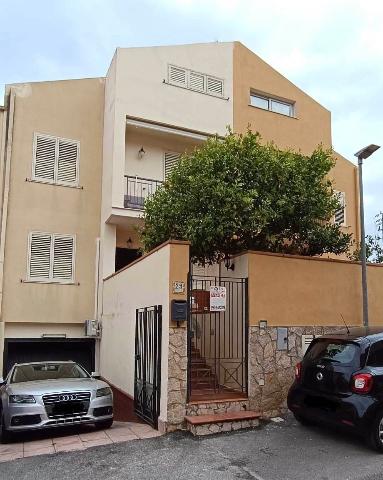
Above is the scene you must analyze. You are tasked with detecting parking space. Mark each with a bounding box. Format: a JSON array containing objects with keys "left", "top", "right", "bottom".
[{"left": 0, "top": 421, "right": 162, "bottom": 463}]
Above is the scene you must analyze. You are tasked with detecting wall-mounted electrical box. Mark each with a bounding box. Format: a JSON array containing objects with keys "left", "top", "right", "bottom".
[
  {"left": 277, "top": 327, "right": 288, "bottom": 350},
  {"left": 171, "top": 300, "right": 187, "bottom": 323}
]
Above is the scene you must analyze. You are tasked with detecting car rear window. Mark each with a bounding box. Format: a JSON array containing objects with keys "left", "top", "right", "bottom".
[{"left": 305, "top": 339, "right": 359, "bottom": 364}]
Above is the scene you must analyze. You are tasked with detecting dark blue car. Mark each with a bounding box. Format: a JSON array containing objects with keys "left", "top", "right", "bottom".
[{"left": 288, "top": 327, "right": 383, "bottom": 452}]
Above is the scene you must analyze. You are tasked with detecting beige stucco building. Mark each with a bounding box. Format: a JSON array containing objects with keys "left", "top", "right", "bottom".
[{"left": 0, "top": 41, "right": 359, "bottom": 379}]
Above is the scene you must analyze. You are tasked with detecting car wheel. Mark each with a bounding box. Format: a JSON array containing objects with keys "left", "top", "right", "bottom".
[
  {"left": 368, "top": 410, "right": 383, "bottom": 452},
  {"left": 96, "top": 419, "right": 113, "bottom": 430},
  {"left": 0, "top": 413, "right": 11, "bottom": 444},
  {"left": 293, "top": 412, "right": 314, "bottom": 426}
]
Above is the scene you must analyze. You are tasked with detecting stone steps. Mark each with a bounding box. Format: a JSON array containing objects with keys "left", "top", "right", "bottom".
[{"left": 185, "top": 410, "right": 260, "bottom": 436}]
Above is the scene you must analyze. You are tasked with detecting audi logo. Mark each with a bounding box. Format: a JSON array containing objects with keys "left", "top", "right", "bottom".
[{"left": 59, "top": 394, "right": 77, "bottom": 401}]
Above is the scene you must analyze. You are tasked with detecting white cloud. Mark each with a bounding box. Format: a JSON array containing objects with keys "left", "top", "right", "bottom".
[{"left": 1, "top": 0, "right": 382, "bottom": 234}]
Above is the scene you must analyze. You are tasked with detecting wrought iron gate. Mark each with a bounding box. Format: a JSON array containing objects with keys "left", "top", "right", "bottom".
[
  {"left": 134, "top": 305, "right": 162, "bottom": 429},
  {"left": 187, "top": 275, "right": 248, "bottom": 401}
]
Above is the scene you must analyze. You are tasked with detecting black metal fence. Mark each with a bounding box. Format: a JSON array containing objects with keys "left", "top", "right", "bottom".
[
  {"left": 134, "top": 305, "right": 162, "bottom": 429},
  {"left": 124, "top": 175, "right": 163, "bottom": 210},
  {"left": 187, "top": 275, "right": 248, "bottom": 400}
]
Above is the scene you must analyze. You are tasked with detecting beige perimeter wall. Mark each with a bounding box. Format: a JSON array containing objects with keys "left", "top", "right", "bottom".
[{"left": 247, "top": 251, "right": 383, "bottom": 327}]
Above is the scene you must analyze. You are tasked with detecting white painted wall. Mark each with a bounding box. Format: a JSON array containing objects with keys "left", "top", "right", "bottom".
[
  {"left": 125, "top": 129, "right": 202, "bottom": 181},
  {"left": 100, "top": 244, "right": 170, "bottom": 423},
  {"left": 101, "top": 42, "right": 234, "bottom": 217}
]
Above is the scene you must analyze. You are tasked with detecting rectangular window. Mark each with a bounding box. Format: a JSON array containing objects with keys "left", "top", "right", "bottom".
[
  {"left": 164, "top": 152, "right": 181, "bottom": 179},
  {"left": 33, "top": 133, "right": 79, "bottom": 186},
  {"left": 250, "top": 93, "right": 294, "bottom": 117},
  {"left": 334, "top": 191, "right": 346, "bottom": 226},
  {"left": 28, "top": 232, "right": 75, "bottom": 282},
  {"left": 168, "top": 64, "right": 224, "bottom": 98}
]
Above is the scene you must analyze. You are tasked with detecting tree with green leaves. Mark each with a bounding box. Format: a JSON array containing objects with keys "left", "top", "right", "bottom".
[
  {"left": 141, "top": 130, "right": 352, "bottom": 265},
  {"left": 348, "top": 213, "right": 383, "bottom": 264}
]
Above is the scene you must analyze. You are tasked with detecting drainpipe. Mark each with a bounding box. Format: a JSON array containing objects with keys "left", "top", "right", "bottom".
[{"left": 0, "top": 88, "right": 16, "bottom": 375}]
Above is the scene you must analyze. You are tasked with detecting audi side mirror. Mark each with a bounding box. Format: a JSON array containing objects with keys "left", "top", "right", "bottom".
[
  {"left": 0, "top": 377, "right": 5, "bottom": 386},
  {"left": 91, "top": 371, "right": 101, "bottom": 379}
]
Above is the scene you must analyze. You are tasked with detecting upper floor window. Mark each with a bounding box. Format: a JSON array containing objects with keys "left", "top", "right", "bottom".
[
  {"left": 164, "top": 151, "right": 181, "bottom": 179},
  {"left": 33, "top": 133, "right": 79, "bottom": 186},
  {"left": 168, "top": 64, "right": 224, "bottom": 98},
  {"left": 334, "top": 191, "right": 346, "bottom": 226},
  {"left": 250, "top": 93, "right": 294, "bottom": 117},
  {"left": 27, "top": 231, "right": 75, "bottom": 283}
]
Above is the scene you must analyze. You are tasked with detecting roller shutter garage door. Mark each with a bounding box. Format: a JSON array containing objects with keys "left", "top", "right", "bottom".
[{"left": 3, "top": 339, "right": 95, "bottom": 377}]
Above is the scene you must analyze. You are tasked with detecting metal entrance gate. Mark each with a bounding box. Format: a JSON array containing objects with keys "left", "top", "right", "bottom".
[
  {"left": 134, "top": 305, "right": 162, "bottom": 429},
  {"left": 187, "top": 275, "right": 248, "bottom": 401}
]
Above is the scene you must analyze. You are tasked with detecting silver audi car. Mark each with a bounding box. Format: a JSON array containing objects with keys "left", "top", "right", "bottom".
[{"left": 0, "top": 361, "right": 113, "bottom": 442}]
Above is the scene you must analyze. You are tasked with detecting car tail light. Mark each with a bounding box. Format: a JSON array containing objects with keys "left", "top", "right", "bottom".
[
  {"left": 351, "top": 373, "right": 373, "bottom": 394},
  {"left": 295, "top": 362, "right": 302, "bottom": 381}
]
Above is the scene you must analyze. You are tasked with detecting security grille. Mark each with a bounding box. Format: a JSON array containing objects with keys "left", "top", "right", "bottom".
[{"left": 134, "top": 306, "right": 162, "bottom": 429}]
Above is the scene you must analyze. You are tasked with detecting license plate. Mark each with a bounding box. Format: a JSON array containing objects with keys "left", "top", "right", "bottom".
[{"left": 52, "top": 401, "right": 85, "bottom": 416}]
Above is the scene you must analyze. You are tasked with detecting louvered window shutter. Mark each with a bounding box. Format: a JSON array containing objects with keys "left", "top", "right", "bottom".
[
  {"left": 34, "top": 135, "right": 56, "bottom": 181},
  {"left": 334, "top": 191, "right": 346, "bottom": 225},
  {"left": 53, "top": 235, "right": 75, "bottom": 281},
  {"left": 189, "top": 71, "right": 205, "bottom": 92},
  {"left": 29, "top": 233, "right": 52, "bottom": 279},
  {"left": 169, "top": 65, "right": 187, "bottom": 87},
  {"left": 207, "top": 76, "right": 224, "bottom": 97},
  {"left": 164, "top": 152, "right": 181, "bottom": 179},
  {"left": 57, "top": 139, "right": 79, "bottom": 184}
]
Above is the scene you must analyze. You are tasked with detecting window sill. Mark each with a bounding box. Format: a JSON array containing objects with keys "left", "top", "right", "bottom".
[
  {"left": 26, "top": 178, "right": 83, "bottom": 189},
  {"left": 248, "top": 104, "right": 298, "bottom": 119},
  {"left": 21, "top": 279, "right": 79, "bottom": 285}
]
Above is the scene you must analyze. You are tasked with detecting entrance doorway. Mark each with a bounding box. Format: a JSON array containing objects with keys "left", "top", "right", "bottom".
[
  {"left": 187, "top": 275, "right": 248, "bottom": 402},
  {"left": 134, "top": 306, "right": 162, "bottom": 429}
]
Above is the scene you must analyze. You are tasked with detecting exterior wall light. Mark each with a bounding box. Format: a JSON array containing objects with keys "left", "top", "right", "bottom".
[{"left": 138, "top": 147, "right": 146, "bottom": 159}]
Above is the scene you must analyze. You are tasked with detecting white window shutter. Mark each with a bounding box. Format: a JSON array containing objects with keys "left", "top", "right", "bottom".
[
  {"left": 207, "top": 76, "right": 224, "bottom": 97},
  {"left": 57, "top": 139, "right": 79, "bottom": 184},
  {"left": 164, "top": 152, "right": 181, "bottom": 179},
  {"left": 189, "top": 71, "right": 205, "bottom": 92},
  {"left": 34, "top": 135, "right": 56, "bottom": 181},
  {"left": 53, "top": 235, "right": 74, "bottom": 281},
  {"left": 29, "top": 233, "right": 52, "bottom": 279},
  {"left": 334, "top": 191, "right": 346, "bottom": 225},
  {"left": 168, "top": 65, "right": 187, "bottom": 87}
]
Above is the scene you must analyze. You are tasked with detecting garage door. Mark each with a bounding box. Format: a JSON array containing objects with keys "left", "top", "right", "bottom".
[{"left": 3, "top": 339, "right": 96, "bottom": 377}]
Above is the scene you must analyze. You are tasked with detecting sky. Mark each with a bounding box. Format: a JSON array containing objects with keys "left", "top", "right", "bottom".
[{"left": 0, "top": 0, "right": 382, "bottom": 235}]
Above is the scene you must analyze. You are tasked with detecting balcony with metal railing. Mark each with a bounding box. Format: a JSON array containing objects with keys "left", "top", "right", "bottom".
[{"left": 124, "top": 175, "right": 163, "bottom": 210}]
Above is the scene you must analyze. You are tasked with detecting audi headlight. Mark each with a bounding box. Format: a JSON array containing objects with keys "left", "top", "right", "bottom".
[
  {"left": 9, "top": 394, "right": 36, "bottom": 404},
  {"left": 96, "top": 387, "right": 112, "bottom": 397}
]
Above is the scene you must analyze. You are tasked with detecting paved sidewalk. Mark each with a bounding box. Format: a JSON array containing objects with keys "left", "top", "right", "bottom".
[{"left": 0, "top": 421, "right": 161, "bottom": 463}]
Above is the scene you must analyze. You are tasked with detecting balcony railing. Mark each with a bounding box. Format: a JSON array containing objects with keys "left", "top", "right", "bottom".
[{"left": 124, "top": 175, "right": 163, "bottom": 210}]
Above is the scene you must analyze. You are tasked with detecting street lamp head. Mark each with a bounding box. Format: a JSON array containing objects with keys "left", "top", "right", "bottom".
[{"left": 354, "top": 144, "right": 380, "bottom": 160}]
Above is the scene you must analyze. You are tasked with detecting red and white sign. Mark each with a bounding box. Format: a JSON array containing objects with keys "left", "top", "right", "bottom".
[{"left": 209, "top": 286, "right": 226, "bottom": 312}]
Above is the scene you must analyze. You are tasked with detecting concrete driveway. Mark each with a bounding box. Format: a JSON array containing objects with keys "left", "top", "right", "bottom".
[
  {"left": 0, "top": 421, "right": 161, "bottom": 463},
  {"left": 1, "top": 415, "right": 383, "bottom": 480}
]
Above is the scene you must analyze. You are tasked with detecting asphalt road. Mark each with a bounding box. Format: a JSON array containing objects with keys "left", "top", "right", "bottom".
[{"left": 2, "top": 415, "right": 383, "bottom": 480}]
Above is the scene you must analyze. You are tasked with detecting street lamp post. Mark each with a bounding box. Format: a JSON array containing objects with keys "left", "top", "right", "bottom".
[{"left": 354, "top": 144, "right": 380, "bottom": 327}]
